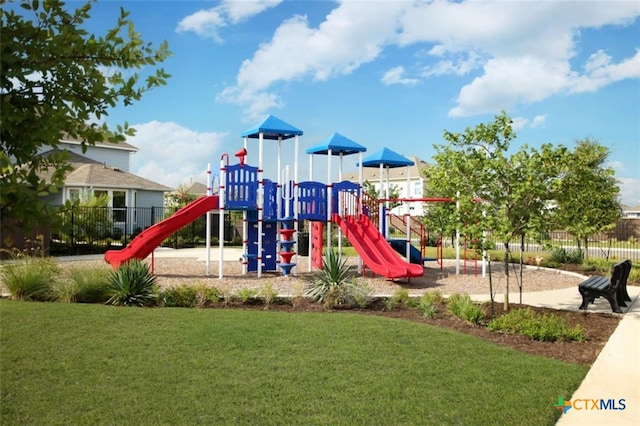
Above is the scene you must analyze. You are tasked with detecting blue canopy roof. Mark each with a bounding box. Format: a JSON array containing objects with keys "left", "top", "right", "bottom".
[
  {"left": 240, "top": 115, "right": 303, "bottom": 140},
  {"left": 305, "top": 132, "right": 367, "bottom": 156},
  {"left": 361, "top": 147, "right": 414, "bottom": 168}
]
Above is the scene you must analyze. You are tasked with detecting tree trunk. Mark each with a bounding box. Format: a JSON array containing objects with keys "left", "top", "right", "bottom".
[
  {"left": 503, "top": 242, "right": 510, "bottom": 311},
  {"left": 583, "top": 237, "right": 589, "bottom": 261}
]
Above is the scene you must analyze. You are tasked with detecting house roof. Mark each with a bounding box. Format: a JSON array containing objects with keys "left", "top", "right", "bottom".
[
  {"left": 39, "top": 150, "right": 172, "bottom": 192},
  {"left": 186, "top": 182, "right": 208, "bottom": 196},
  {"left": 342, "top": 156, "right": 430, "bottom": 182},
  {"left": 306, "top": 133, "right": 367, "bottom": 155},
  {"left": 240, "top": 115, "right": 303, "bottom": 140},
  {"left": 61, "top": 134, "right": 138, "bottom": 151}
]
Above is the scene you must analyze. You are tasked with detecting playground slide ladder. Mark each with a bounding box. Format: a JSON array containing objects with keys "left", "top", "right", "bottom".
[{"left": 388, "top": 213, "right": 443, "bottom": 268}]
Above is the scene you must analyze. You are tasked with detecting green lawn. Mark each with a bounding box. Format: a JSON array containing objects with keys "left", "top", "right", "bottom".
[{"left": 1, "top": 300, "right": 586, "bottom": 425}]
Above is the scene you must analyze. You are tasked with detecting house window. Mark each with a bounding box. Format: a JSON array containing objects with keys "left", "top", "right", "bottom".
[
  {"left": 413, "top": 181, "right": 422, "bottom": 196},
  {"left": 69, "top": 189, "right": 81, "bottom": 202},
  {"left": 113, "top": 191, "right": 126, "bottom": 223}
]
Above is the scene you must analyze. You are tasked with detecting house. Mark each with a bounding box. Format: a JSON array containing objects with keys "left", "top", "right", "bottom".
[
  {"left": 342, "top": 156, "right": 430, "bottom": 216},
  {"left": 621, "top": 204, "right": 640, "bottom": 219},
  {"left": 38, "top": 136, "right": 172, "bottom": 234}
]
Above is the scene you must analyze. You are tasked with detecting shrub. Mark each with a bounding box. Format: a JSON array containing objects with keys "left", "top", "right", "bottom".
[
  {"left": 549, "top": 247, "right": 568, "bottom": 264},
  {"left": 420, "top": 291, "right": 444, "bottom": 306},
  {"left": 566, "top": 249, "right": 584, "bottom": 265},
  {"left": 418, "top": 303, "right": 437, "bottom": 318},
  {"left": 160, "top": 284, "right": 197, "bottom": 307},
  {"left": 1, "top": 256, "right": 58, "bottom": 301},
  {"left": 390, "top": 289, "right": 412, "bottom": 306},
  {"left": 106, "top": 260, "right": 157, "bottom": 307},
  {"left": 260, "top": 282, "right": 278, "bottom": 308},
  {"left": 61, "top": 266, "right": 111, "bottom": 303},
  {"left": 487, "top": 308, "right": 587, "bottom": 342},
  {"left": 417, "top": 292, "right": 441, "bottom": 318},
  {"left": 447, "top": 293, "right": 485, "bottom": 325},
  {"left": 194, "top": 283, "right": 220, "bottom": 308},
  {"left": 350, "top": 281, "right": 373, "bottom": 308},
  {"left": 323, "top": 282, "right": 356, "bottom": 309},
  {"left": 383, "top": 297, "right": 398, "bottom": 311},
  {"left": 236, "top": 287, "right": 258, "bottom": 304},
  {"left": 304, "top": 249, "right": 353, "bottom": 306}
]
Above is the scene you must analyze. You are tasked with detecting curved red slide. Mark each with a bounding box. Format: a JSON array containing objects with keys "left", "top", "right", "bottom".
[
  {"left": 333, "top": 214, "right": 423, "bottom": 279},
  {"left": 104, "top": 195, "right": 219, "bottom": 268}
]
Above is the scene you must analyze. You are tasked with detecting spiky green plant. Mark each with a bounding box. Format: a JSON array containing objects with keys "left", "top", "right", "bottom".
[
  {"left": 304, "top": 249, "right": 353, "bottom": 306},
  {"left": 106, "top": 260, "right": 157, "bottom": 307}
]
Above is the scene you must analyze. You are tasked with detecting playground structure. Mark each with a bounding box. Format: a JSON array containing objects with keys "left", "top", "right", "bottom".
[{"left": 105, "top": 115, "right": 476, "bottom": 279}]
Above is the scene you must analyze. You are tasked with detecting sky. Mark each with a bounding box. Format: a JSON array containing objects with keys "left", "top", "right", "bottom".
[{"left": 64, "top": 1, "right": 640, "bottom": 205}]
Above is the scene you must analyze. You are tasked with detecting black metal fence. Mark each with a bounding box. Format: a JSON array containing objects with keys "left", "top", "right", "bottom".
[
  {"left": 49, "top": 206, "right": 237, "bottom": 256},
  {"left": 435, "top": 225, "right": 640, "bottom": 263}
]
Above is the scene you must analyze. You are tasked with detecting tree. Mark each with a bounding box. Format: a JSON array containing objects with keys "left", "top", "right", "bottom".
[
  {"left": 1, "top": 0, "right": 171, "bottom": 234},
  {"left": 552, "top": 138, "right": 621, "bottom": 260},
  {"left": 425, "top": 112, "right": 566, "bottom": 310}
]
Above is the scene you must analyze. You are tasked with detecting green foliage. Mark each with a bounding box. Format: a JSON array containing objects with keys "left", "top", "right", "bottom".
[
  {"left": 549, "top": 247, "right": 568, "bottom": 264},
  {"left": 1, "top": 0, "right": 171, "bottom": 232},
  {"left": 351, "top": 281, "right": 374, "bottom": 308},
  {"left": 548, "top": 247, "right": 584, "bottom": 265},
  {"left": 424, "top": 111, "right": 580, "bottom": 310},
  {"left": 553, "top": 138, "right": 621, "bottom": 259},
  {"left": 420, "top": 291, "right": 444, "bottom": 306},
  {"left": 194, "top": 283, "right": 220, "bottom": 308},
  {"left": 304, "top": 249, "right": 353, "bottom": 305},
  {"left": 362, "top": 180, "right": 401, "bottom": 209},
  {"left": 106, "top": 260, "right": 157, "bottom": 307},
  {"left": 447, "top": 293, "right": 485, "bottom": 325},
  {"left": 260, "top": 282, "right": 278, "bottom": 308},
  {"left": 390, "top": 288, "right": 412, "bottom": 306},
  {"left": 487, "top": 308, "right": 587, "bottom": 342},
  {"left": 160, "top": 284, "right": 197, "bottom": 308},
  {"left": 58, "top": 265, "right": 111, "bottom": 303},
  {"left": 418, "top": 292, "right": 443, "bottom": 318},
  {"left": 0, "top": 256, "right": 58, "bottom": 301},
  {"left": 236, "top": 287, "right": 258, "bottom": 304}
]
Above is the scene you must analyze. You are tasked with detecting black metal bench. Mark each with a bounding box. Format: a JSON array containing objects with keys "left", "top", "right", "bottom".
[{"left": 578, "top": 260, "right": 631, "bottom": 313}]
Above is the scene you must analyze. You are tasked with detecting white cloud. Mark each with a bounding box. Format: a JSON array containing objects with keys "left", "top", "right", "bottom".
[
  {"left": 421, "top": 51, "right": 483, "bottom": 77},
  {"left": 176, "top": 0, "right": 282, "bottom": 42},
  {"left": 531, "top": 114, "right": 547, "bottom": 128},
  {"left": 218, "top": 1, "right": 408, "bottom": 118},
  {"left": 381, "top": 66, "right": 418, "bottom": 86},
  {"left": 511, "top": 117, "right": 528, "bottom": 131},
  {"left": 570, "top": 49, "right": 640, "bottom": 93},
  {"left": 618, "top": 177, "right": 640, "bottom": 206},
  {"left": 218, "top": 0, "right": 640, "bottom": 119},
  {"left": 127, "top": 121, "right": 227, "bottom": 189}
]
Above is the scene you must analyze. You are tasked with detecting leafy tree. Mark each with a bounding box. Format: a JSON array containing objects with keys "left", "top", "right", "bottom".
[
  {"left": 425, "top": 112, "right": 566, "bottom": 310},
  {"left": 1, "top": 0, "right": 171, "bottom": 234},
  {"left": 362, "top": 179, "right": 401, "bottom": 209},
  {"left": 552, "top": 138, "right": 621, "bottom": 260},
  {"left": 165, "top": 184, "right": 198, "bottom": 209}
]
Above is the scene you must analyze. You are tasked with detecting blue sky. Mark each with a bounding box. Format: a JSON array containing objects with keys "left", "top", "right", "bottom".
[{"left": 77, "top": 1, "right": 639, "bottom": 204}]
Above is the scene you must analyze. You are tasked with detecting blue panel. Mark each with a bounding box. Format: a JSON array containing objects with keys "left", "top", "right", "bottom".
[
  {"left": 246, "top": 221, "right": 277, "bottom": 272},
  {"left": 298, "top": 181, "right": 327, "bottom": 221},
  {"left": 225, "top": 164, "right": 258, "bottom": 209}
]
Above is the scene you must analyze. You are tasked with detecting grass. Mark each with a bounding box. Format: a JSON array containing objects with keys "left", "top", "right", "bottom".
[{"left": 1, "top": 300, "right": 587, "bottom": 425}]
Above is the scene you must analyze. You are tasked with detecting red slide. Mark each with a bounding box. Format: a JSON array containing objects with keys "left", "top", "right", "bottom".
[
  {"left": 104, "top": 196, "right": 219, "bottom": 268},
  {"left": 333, "top": 214, "right": 423, "bottom": 279}
]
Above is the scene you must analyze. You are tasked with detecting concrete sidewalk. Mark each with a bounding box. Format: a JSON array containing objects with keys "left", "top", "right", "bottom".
[
  {"left": 552, "top": 287, "right": 640, "bottom": 426},
  {"left": 472, "top": 285, "right": 639, "bottom": 425}
]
